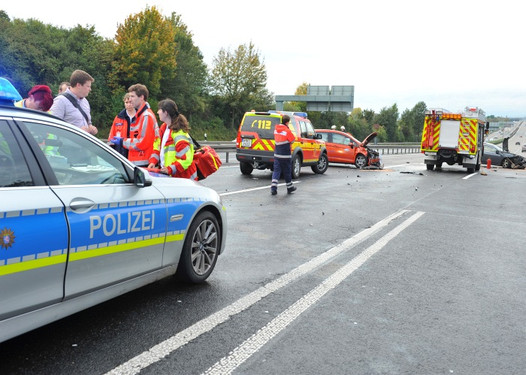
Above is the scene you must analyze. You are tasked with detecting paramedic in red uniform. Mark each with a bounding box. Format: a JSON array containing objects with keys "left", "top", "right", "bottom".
[
  {"left": 271, "top": 114, "right": 297, "bottom": 195},
  {"left": 147, "top": 99, "right": 198, "bottom": 180},
  {"left": 110, "top": 84, "right": 159, "bottom": 167}
]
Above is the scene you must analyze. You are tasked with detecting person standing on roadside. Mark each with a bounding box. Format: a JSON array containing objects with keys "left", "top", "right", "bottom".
[
  {"left": 14, "top": 85, "right": 53, "bottom": 112},
  {"left": 107, "top": 93, "right": 136, "bottom": 158},
  {"left": 58, "top": 82, "right": 70, "bottom": 95},
  {"left": 110, "top": 84, "right": 158, "bottom": 167},
  {"left": 147, "top": 99, "right": 197, "bottom": 180},
  {"left": 49, "top": 70, "right": 98, "bottom": 135},
  {"left": 271, "top": 114, "right": 297, "bottom": 195}
]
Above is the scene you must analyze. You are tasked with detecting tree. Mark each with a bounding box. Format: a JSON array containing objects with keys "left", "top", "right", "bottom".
[
  {"left": 113, "top": 6, "right": 177, "bottom": 98},
  {"left": 209, "top": 42, "right": 273, "bottom": 128},
  {"left": 374, "top": 104, "right": 399, "bottom": 141},
  {"left": 398, "top": 101, "right": 427, "bottom": 142},
  {"left": 160, "top": 13, "right": 208, "bottom": 121}
]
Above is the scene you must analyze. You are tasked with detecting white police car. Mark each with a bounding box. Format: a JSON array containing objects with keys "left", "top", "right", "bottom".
[{"left": 0, "top": 79, "right": 226, "bottom": 343}]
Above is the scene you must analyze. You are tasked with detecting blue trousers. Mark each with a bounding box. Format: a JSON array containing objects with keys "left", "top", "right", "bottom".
[{"left": 271, "top": 157, "right": 293, "bottom": 191}]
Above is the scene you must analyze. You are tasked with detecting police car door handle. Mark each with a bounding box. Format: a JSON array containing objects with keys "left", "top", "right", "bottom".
[{"left": 69, "top": 198, "right": 96, "bottom": 212}]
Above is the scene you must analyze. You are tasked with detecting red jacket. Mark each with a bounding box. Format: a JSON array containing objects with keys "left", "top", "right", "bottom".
[
  {"left": 274, "top": 123, "right": 295, "bottom": 158},
  {"left": 121, "top": 102, "right": 158, "bottom": 167}
]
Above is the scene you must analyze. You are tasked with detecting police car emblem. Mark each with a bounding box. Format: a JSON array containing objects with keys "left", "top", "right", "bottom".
[{"left": 1, "top": 228, "right": 15, "bottom": 249}]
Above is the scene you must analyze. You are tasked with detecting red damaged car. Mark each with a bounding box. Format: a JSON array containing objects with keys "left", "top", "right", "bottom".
[{"left": 315, "top": 129, "right": 383, "bottom": 169}]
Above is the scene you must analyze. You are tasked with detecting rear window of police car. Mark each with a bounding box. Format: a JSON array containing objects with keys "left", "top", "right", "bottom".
[{"left": 240, "top": 115, "right": 281, "bottom": 139}]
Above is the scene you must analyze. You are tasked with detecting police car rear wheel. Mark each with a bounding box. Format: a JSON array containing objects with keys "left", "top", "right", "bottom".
[{"left": 176, "top": 211, "right": 220, "bottom": 283}]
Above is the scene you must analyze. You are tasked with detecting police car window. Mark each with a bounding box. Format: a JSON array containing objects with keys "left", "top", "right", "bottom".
[
  {"left": 23, "top": 122, "right": 130, "bottom": 186},
  {"left": 0, "top": 121, "right": 34, "bottom": 187}
]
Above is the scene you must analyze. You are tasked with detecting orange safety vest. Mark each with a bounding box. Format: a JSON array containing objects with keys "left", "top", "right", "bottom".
[{"left": 122, "top": 102, "right": 158, "bottom": 166}]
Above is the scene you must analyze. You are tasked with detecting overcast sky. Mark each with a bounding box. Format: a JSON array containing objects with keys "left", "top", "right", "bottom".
[{"left": 2, "top": 0, "right": 525, "bottom": 117}]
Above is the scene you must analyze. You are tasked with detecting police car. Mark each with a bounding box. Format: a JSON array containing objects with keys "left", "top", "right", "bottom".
[{"left": 0, "top": 79, "right": 227, "bottom": 343}]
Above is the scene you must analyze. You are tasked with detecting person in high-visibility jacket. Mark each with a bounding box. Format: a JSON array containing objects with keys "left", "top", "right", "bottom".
[
  {"left": 271, "top": 114, "right": 297, "bottom": 195},
  {"left": 148, "top": 99, "right": 198, "bottom": 180},
  {"left": 111, "top": 84, "right": 158, "bottom": 167}
]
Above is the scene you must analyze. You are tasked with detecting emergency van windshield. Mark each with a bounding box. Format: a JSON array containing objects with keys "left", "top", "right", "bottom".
[{"left": 240, "top": 115, "right": 281, "bottom": 139}]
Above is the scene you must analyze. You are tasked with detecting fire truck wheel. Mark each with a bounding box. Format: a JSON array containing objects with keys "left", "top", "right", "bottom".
[
  {"left": 436, "top": 162, "right": 443, "bottom": 169},
  {"left": 426, "top": 164, "right": 434, "bottom": 171},
  {"left": 355, "top": 154, "right": 368, "bottom": 169}
]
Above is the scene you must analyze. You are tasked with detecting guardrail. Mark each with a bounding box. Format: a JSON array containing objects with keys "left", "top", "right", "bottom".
[{"left": 200, "top": 142, "right": 421, "bottom": 164}]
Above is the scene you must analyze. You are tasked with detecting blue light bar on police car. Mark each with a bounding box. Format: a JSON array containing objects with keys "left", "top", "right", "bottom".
[{"left": 0, "top": 77, "right": 22, "bottom": 106}]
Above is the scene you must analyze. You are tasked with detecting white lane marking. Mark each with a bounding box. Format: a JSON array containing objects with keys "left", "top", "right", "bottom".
[
  {"left": 106, "top": 209, "right": 410, "bottom": 375},
  {"left": 463, "top": 172, "right": 478, "bottom": 180},
  {"left": 219, "top": 182, "right": 299, "bottom": 196},
  {"left": 203, "top": 211, "right": 425, "bottom": 375}
]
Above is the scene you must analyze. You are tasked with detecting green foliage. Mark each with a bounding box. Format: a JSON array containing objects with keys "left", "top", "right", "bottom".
[
  {"left": 398, "top": 101, "right": 426, "bottom": 142},
  {"left": 0, "top": 8, "right": 435, "bottom": 143},
  {"left": 209, "top": 42, "right": 273, "bottom": 128},
  {"left": 374, "top": 104, "right": 399, "bottom": 141},
  {"left": 161, "top": 13, "right": 208, "bottom": 119},
  {"left": 113, "top": 6, "right": 176, "bottom": 97}
]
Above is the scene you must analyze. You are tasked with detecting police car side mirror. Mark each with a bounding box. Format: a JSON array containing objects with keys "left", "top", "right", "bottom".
[{"left": 134, "top": 167, "right": 152, "bottom": 188}]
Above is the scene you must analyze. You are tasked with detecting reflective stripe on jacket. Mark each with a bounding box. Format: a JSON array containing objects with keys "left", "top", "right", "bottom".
[
  {"left": 151, "top": 124, "right": 198, "bottom": 180},
  {"left": 274, "top": 123, "right": 296, "bottom": 158},
  {"left": 122, "top": 102, "right": 158, "bottom": 166}
]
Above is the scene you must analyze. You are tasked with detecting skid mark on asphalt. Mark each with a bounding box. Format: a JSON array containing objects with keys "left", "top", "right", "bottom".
[{"left": 105, "top": 210, "right": 412, "bottom": 375}]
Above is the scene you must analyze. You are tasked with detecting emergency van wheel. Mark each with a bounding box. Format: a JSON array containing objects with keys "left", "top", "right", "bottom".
[
  {"left": 355, "top": 154, "right": 368, "bottom": 169},
  {"left": 176, "top": 211, "right": 220, "bottom": 283},
  {"left": 311, "top": 153, "right": 328, "bottom": 174},
  {"left": 240, "top": 162, "right": 253, "bottom": 175},
  {"left": 291, "top": 154, "right": 302, "bottom": 179}
]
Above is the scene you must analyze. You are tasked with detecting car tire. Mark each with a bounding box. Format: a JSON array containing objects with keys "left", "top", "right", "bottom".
[
  {"left": 501, "top": 158, "right": 511, "bottom": 168},
  {"left": 176, "top": 211, "right": 220, "bottom": 284},
  {"left": 355, "top": 154, "right": 368, "bottom": 169},
  {"left": 240, "top": 162, "right": 253, "bottom": 175},
  {"left": 311, "top": 153, "right": 328, "bottom": 174},
  {"left": 291, "top": 154, "right": 302, "bottom": 179}
]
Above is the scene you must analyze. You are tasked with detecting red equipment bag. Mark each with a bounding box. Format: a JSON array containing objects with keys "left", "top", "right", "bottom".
[{"left": 194, "top": 145, "right": 222, "bottom": 180}]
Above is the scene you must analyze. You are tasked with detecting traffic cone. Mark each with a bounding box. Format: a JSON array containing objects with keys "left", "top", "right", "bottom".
[{"left": 486, "top": 158, "right": 491, "bottom": 169}]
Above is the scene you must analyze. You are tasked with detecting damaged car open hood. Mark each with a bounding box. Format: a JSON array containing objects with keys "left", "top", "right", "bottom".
[{"left": 361, "top": 132, "right": 378, "bottom": 147}]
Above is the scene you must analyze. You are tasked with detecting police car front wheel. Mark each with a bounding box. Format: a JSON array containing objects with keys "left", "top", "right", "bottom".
[{"left": 176, "top": 211, "right": 220, "bottom": 283}]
